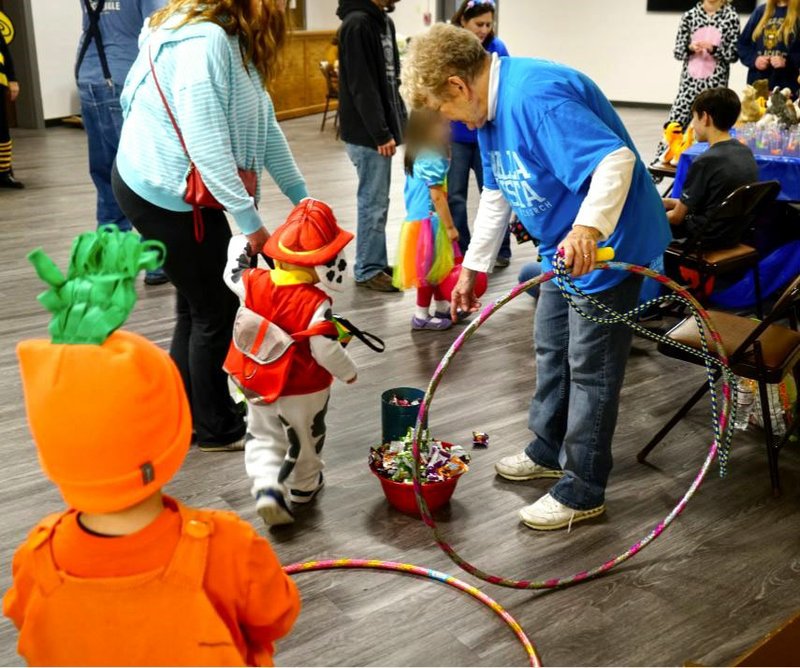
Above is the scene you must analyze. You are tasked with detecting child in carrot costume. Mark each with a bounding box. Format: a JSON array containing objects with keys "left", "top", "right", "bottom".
[
  {"left": 4, "top": 228, "right": 300, "bottom": 666},
  {"left": 224, "top": 199, "right": 358, "bottom": 528}
]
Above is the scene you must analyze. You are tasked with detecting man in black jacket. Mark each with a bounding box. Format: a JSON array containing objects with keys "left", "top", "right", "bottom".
[{"left": 337, "top": 0, "right": 407, "bottom": 292}]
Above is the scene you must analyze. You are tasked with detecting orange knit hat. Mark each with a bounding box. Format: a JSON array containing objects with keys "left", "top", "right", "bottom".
[
  {"left": 17, "top": 228, "right": 190, "bottom": 514},
  {"left": 264, "top": 198, "right": 353, "bottom": 267}
]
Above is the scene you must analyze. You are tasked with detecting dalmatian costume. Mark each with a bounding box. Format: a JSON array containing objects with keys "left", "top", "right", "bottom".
[
  {"left": 223, "top": 199, "right": 357, "bottom": 527},
  {"left": 655, "top": 2, "right": 741, "bottom": 161}
]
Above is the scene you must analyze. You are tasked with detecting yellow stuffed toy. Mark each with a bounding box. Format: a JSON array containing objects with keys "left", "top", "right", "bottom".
[{"left": 660, "top": 121, "right": 686, "bottom": 166}]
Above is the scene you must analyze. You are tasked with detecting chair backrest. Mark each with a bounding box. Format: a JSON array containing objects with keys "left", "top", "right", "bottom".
[
  {"left": 318, "top": 61, "right": 338, "bottom": 97},
  {"left": 728, "top": 273, "right": 800, "bottom": 363},
  {"left": 687, "top": 180, "right": 781, "bottom": 252}
]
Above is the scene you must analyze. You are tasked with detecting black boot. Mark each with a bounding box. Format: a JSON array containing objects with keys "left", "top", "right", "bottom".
[{"left": 0, "top": 172, "right": 25, "bottom": 189}]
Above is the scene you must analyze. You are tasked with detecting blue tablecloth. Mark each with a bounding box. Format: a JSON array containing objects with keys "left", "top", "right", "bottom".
[{"left": 672, "top": 142, "right": 800, "bottom": 202}]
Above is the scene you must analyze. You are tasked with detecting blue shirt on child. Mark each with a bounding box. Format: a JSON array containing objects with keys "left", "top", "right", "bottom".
[
  {"left": 478, "top": 57, "right": 671, "bottom": 293},
  {"left": 404, "top": 151, "right": 449, "bottom": 221}
]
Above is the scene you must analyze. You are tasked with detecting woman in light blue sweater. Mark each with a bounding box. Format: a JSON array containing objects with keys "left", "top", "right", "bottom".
[{"left": 112, "top": 0, "right": 307, "bottom": 451}]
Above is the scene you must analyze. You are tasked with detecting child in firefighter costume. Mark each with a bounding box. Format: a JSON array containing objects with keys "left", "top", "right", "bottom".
[
  {"left": 224, "top": 199, "right": 357, "bottom": 527},
  {"left": 4, "top": 228, "right": 300, "bottom": 666}
]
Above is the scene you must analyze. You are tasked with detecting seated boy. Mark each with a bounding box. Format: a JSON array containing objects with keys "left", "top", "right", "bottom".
[
  {"left": 663, "top": 87, "right": 759, "bottom": 249},
  {"left": 4, "top": 229, "right": 300, "bottom": 666}
]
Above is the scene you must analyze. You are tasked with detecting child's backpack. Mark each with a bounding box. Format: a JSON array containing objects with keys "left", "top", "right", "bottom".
[{"left": 16, "top": 504, "right": 246, "bottom": 666}]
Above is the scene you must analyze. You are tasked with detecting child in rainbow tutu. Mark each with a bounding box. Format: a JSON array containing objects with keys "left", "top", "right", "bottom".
[{"left": 393, "top": 110, "right": 460, "bottom": 331}]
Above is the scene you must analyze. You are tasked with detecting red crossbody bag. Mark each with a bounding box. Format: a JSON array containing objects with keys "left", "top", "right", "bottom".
[{"left": 148, "top": 45, "right": 258, "bottom": 243}]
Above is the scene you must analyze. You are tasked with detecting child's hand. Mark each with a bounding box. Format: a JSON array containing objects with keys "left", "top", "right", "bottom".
[
  {"left": 347, "top": 374, "right": 358, "bottom": 385},
  {"left": 447, "top": 227, "right": 460, "bottom": 243},
  {"left": 756, "top": 55, "right": 771, "bottom": 71},
  {"left": 771, "top": 55, "right": 787, "bottom": 69}
]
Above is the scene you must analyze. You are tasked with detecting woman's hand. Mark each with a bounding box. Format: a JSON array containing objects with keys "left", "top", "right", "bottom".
[
  {"left": 446, "top": 226, "right": 460, "bottom": 243},
  {"left": 770, "top": 55, "right": 787, "bottom": 69},
  {"left": 450, "top": 267, "right": 480, "bottom": 321},
  {"left": 689, "top": 42, "right": 700, "bottom": 53},
  {"left": 245, "top": 226, "right": 270, "bottom": 256},
  {"left": 558, "top": 225, "right": 601, "bottom": 277},
  {"left": 8, "top": 82, "right": 19, "bottom": 103},
  {"left": 755, "top": 55, "right": 771, "bottom": 71}
]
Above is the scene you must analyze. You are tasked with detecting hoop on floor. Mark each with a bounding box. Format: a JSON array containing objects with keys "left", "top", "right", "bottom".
[
  {"left": 285, "top": 559, "right": 542, "bottom": 667},
  {"left": 411, "top": 260, "right": 737, "bottom": 590}
]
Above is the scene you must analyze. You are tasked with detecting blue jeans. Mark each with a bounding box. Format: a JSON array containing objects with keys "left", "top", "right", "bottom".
[
  {"left": 345, "top": 143, "right": 392, "bottom": 282},
  {"left": 448, "top": 140, "right": 511, "bottom": 260},
  {"left": 79, "top": 81, "right": 131, "bottom": 231},
  {"left": 525, "top": 275, "right": 643, "bottom": 510},
  {"left": 519, "top": 259, "right": 543, "bottom": 299}
]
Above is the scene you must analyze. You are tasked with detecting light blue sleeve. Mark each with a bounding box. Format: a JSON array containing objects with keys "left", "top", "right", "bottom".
[
  {"left": 170, "top": 31, "right": 262, "bottom": 234},
  {"left": 413, "top": 153, "right": 449, "bottom": 187},
  {"left": 520, "top": 97, "right": 625, "bottom": 194},
  {"left": 263, "top": 93, "right": 308, "bottom": 206}
]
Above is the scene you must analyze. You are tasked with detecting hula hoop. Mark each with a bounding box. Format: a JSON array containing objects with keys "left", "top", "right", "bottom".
[
  {"left": 411, "top": 261, "right": 737, "bottom": 590},
  {"left": 285, "top": 559, "right": 542, "bottom": 667}
]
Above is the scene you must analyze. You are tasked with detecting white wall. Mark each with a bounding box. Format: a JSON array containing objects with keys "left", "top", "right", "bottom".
[
  {"left": 391, "top": 0, "right": 435, "bottom": 39},
  {"left": 498, "top": 0, "right": 753, "bottom": 106},
  {"left": 305, "top": 0, "right": 339, "bottom": 30},
  {"left": 31, "top": 0, "right": 82, "bottom": 119}
]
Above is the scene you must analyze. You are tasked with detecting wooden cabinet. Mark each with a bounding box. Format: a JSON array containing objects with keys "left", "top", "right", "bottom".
[{"left": 269, "top": 30, "right": 337, "bottom": 121}]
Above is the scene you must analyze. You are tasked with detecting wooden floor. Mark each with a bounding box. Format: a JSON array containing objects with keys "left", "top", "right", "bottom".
[{"left": 1, "top": 109, "right": 799, "bottom": 667}]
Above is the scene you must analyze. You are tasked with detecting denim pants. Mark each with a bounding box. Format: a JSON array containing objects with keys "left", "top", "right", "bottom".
[
  {"left": 448, "top": 140, "right": 511, "bottom": 260},
  {"left": 112, "top": 165, "right": 246, "bottom": 446},
  {"left": 525, "top": 274, "right": 643, "bottom": 510},
  {"left": 79, "top": 81, "right": 131, "bottom": 231},
  {"left": 345, "top": 143, "right": 392, "bottom": 282}
]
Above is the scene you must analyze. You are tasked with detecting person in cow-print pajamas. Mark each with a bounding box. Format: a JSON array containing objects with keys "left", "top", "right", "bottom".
[{"left": 654, "top": 0, "right": 741, "bottom": 163}]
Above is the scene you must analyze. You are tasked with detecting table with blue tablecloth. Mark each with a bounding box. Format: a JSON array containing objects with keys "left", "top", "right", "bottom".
[{"left": 672, "top": 142, "right": 800, "bottom": 201}]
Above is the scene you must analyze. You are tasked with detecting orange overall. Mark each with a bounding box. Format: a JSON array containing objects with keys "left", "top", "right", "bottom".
[{"left": 3, "top": 497, "right": 300, "bottom": 666}]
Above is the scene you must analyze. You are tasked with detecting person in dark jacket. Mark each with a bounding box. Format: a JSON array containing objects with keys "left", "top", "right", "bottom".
[
  {"left": 738, "top": 0, "right": 800, "bottom": 96},
  {"left": 337, "top": 0, "right": 407, "bottom": 292},
  {"left": 0, "top": 24, "right": 23, "bottom": 189}
]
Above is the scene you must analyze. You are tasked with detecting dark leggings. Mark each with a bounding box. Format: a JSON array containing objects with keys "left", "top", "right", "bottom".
[{"left": 112, "top": 164, "right": 245, "bottom": 445}]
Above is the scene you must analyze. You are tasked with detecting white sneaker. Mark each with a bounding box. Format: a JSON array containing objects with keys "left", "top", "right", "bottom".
[
  {"left": 494, "top": 452, "right": 564, "bottom": 481},
  {"left": 519, "top": 493, "right": 605, "bottom": 531},
  {"left": 256, "top": 489, "right": 295, "bottom": 527}
]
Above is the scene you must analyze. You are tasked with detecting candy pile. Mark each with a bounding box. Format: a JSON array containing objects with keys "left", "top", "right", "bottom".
[
  {"left": 387, "top": 394, "right": 421, "bottom": 407},
  {"left": 370, "top": 428, "right": 470, "bottom": 484}
]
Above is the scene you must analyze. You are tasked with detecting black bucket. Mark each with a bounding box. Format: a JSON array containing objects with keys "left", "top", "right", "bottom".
[{"left": 381, "top": 387, "right": 427, "bottom": 444}]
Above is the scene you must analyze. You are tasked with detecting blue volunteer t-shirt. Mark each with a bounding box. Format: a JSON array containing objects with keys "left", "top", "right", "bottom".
[
  {"left": 404, "top": 151, "right": 449, "bottom": 220},
  {"left": 76, "top": 0, "right": 165, "bottom": 85},
  {"left": 478, "top": 58, "right": 671, "bottom": 293}
]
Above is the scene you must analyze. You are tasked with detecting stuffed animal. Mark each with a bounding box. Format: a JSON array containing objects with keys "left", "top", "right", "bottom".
[
  {"left": 659, "top": 121, "right": 685, "bottom": 166},
  {"left": 740, "top": 85, "right": 764, "bottom": 123},
  {"left": 679, "top": 126, "right": 695, "bottom": 156},
  {"left": 753, "top": 78, "right": 771, "bottom": 102},
  {"left": 768, "top": 88, "right": 798, "bottom": 126}
]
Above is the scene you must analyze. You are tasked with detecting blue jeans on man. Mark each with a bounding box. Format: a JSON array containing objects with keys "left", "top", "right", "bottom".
[
  {"left": 345, "top": 143, "right": 392, "bottom": 282},
  {"left": 78, "top": 82, "right": 132, "bottom": 231},
  {"left": 525, "top": 274, "right": 643, "bottom": 510},
  {"left": 448, "top": 140, "right": 511, "bottom": 261}
]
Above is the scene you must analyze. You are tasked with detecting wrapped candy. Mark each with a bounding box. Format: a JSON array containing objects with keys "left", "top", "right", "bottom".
[
  {"left": 369, "top": 428, "right": 470, "bottom": 484},
  {"left": 472, "top": 432, "right": 489, "bottom": 448}
]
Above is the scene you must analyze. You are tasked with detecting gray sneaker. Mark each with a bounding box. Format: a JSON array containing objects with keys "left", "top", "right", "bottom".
[
  {"left": 494, "top": 452, "right": 564, "bottom": 481},
  {"left": 356, "top": 272, "right": 399, "bottom": 292}
]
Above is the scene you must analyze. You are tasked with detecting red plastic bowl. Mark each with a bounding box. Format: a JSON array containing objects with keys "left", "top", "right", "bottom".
[{"left": 370, "top": 442, "right": 464, "bottom": 515}]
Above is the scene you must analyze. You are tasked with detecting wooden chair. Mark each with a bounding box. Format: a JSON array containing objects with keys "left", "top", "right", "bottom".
[
  {"left": 319, "top": 61, "right": 339, "bottom": 135},
  {"left": 637, "top": 275, "right": 800, "bottom": 496},
  {"left": 665, "top": 180, "right": 780, "bottom": 319}
]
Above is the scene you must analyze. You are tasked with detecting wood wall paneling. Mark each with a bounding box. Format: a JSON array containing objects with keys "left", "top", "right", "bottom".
[{"left": 270, "top": 30, "right": 337, "bottom": 122}]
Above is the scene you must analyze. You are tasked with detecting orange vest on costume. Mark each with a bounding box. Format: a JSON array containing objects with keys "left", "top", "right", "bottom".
[
  {"left": 15, "top": 505, "right": 247, "bottom": 667},
  {"left": 225, "top": 270, "right": 334, "bottom": 400}
]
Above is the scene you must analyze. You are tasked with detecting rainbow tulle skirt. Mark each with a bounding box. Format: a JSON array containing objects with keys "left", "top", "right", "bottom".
[{"left": 392, "top": 216, "right": 455, "bottom": 290}]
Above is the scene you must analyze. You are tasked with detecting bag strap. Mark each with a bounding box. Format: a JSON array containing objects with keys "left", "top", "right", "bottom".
[
  {"left": 293, "top": 320, "right": 338, "bottom": 341},
  {"left": 331, "top": 314, "right": 386, "bottom": 353},
  {"left": 76, "top": 0, "right": 112, "bottom": 83},
  {"left": 148, "top": 43, "right": 190, "bottom": 159}
]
